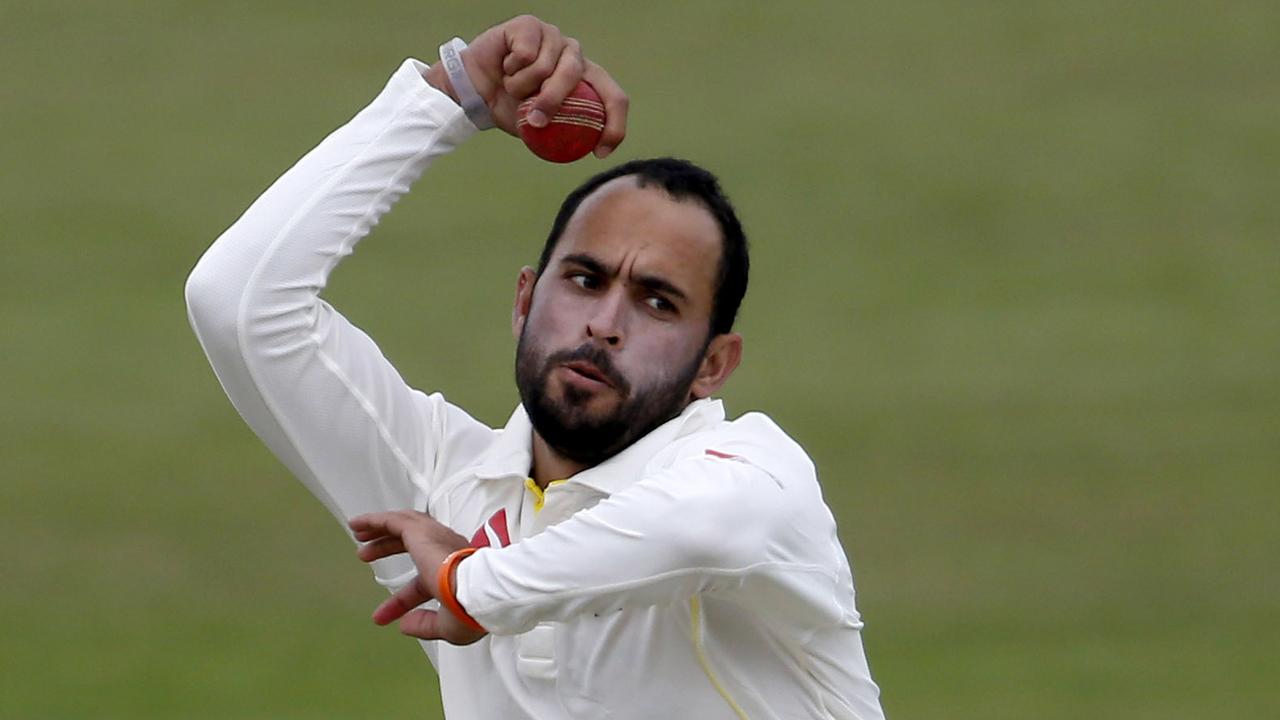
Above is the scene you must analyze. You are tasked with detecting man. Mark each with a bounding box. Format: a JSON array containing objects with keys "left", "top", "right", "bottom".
[{"left": 186, "top": 14, "right": 883, "bottom": 720}]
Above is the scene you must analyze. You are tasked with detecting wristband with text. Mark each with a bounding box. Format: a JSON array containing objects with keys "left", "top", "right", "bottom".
[
  {"left": 437, "top": 547, "right": 486, "bottom": 633},
  {"left": 438, "top": 38, "right": 495, "bottom": 130}
]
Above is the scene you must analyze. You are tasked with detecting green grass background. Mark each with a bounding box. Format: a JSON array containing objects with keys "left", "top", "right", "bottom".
[{"left": 3, "top": 1, "right": 1277, "bottom": 717}]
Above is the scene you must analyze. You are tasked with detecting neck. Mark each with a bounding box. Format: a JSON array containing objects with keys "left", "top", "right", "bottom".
[{"left": 530, "top": 431, "right": 590, "bottom": 488}]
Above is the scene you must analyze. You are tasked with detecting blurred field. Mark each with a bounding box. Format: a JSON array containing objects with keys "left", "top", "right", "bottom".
[{"left": 3, "top": 1, "right": 1278, "bottom": 718}]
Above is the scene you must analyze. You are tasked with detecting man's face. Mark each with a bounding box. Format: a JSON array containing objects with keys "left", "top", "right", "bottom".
[{"left": 515, "top": 177, "right": 725, "bottom": 465}]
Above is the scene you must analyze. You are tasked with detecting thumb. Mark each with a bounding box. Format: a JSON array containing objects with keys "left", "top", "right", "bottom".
[
  {"left": 400, "top": 607, "right": 488, "bottom": 645},
  {"left": 372, "top": 577, "right": 431, "bottom": 625},
  {"left": 399, "top": 608, "right": 447, "bottom": 640}
]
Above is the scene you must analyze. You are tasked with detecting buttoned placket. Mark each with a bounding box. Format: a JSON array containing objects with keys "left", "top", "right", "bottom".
[
  {"left": 511, "top": 478, "right": 609, "bottom": 684},
  {"left": 470, "top": 399, "right": 727, "bottom": 688}
]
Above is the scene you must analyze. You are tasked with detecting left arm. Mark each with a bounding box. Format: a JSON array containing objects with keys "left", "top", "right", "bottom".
[{"left": 351, "top": 453, "right": 846, "bottom": 642}]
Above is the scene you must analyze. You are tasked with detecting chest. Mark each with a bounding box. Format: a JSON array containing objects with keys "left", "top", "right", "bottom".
[{"left": 429, "top": 472, "right": 609, "bottom": 550}]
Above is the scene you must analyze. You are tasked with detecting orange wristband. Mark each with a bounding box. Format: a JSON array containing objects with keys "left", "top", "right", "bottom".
[{"left": 437, "top": 547, "right": 485, "bottom": 633}]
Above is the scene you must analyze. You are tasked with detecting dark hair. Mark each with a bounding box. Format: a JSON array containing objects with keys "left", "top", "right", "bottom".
[{"left": 535, "top": 157, "right": 749, "bottom": 336}]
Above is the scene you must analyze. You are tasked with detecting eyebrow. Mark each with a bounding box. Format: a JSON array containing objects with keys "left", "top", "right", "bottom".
[{"left": 559, "top": 252, "right": 690, "bottom": 304}]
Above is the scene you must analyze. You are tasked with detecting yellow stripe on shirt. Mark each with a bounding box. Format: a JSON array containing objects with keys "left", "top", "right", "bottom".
[{"left": 690, "top": 595, "right": 751, "bottom": 719}]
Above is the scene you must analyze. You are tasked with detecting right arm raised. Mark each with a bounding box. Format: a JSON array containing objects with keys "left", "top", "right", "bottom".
[
  {"left": 185, "top": 17, "right": 628, "bottom": 588},
  {"left": 184, "top": 60, "right": 485, "bottom": 584}
]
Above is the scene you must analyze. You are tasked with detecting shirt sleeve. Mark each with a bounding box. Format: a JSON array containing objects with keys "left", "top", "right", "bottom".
[
  {"left": 184, "top": 59, "right": 489, "bottom": 587},
  {"left": 455, "top": 452, "right": 850, "bottom": 636}
]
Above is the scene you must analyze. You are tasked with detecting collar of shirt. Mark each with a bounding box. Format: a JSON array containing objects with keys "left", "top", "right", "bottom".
[{"left": 474, "top": 398, "right": 726, "bottom": 496}]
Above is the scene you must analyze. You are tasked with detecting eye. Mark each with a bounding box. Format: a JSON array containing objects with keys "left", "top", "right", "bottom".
[
  {"left": 644, "top": 294, "right": 676, "bottom": 314},
  {"left": 568, "top": 272, "right": 600, "bottom": 290}
]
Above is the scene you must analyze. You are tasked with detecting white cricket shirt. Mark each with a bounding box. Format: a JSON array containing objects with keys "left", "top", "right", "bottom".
[{"left": 185, "top": 58, "right": 884, "bottom": 720}]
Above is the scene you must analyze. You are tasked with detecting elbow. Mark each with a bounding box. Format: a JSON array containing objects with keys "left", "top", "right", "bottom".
[{"left": 184, "top": 247, "right": 240, "bottom": 341}]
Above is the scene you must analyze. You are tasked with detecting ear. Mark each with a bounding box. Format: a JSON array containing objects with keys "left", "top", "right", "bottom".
[
  {"left": 512, "top": 266, "right": 537, "bottom": 340},
  {"left": 689, "top": 333, "right": 743, "bottom": 399}
]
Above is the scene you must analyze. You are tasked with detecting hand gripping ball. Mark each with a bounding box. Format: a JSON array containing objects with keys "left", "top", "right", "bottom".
[{"left": 517, "top": 81, "right": 606, "bottom": 163}]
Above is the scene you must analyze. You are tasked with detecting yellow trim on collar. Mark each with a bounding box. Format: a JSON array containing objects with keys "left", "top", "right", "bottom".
[{"left": 524, "top": 478, "right": 567, "bottom": 513}]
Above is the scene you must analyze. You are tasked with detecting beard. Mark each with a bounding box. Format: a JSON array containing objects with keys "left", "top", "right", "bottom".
[{"left": 515, "top": 329, "right": 706, "bottom": 467}]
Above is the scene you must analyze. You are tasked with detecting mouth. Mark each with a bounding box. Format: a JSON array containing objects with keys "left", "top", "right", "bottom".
[{"left": 562, "top": 360, "right": 613, "bottom": 388}]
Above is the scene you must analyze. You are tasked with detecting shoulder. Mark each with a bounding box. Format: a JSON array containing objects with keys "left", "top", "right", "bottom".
[
  {"left": 639, "top": 411, "right": 850, "bottom": 607},
  {"left": 660, "top": 410, "right": 817, "bottom": 492},
  {"left": 639, "top": 409, "right": 833, "bottom": 542},
  {"left": 422, "top": 393, "right": 505, "bottom": 482}
]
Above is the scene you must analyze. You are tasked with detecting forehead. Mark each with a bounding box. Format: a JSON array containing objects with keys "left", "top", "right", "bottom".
[{"left": 551, "top": 177, "right": 723, "bottom": 306}]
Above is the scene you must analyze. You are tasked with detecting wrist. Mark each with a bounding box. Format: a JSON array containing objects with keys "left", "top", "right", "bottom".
[
  {"left": 422, "top": 61, "right": 460, "bottom": 104},
  {"left": 437, "top": 38, "right": 495, "bottom": 130},
  {"left": 437, "top": 547, "right": 486, "bottom": 633}
]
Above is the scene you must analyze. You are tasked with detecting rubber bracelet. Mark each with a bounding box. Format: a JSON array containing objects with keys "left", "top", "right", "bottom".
[
  {"left": 437, "top": 547, "right": 485, "bottom": 633},
  {"left": 438, "top": 38, "right": 494, "bottom": 130}
]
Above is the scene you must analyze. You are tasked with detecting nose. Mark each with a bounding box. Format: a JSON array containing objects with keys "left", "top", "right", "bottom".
[{"left": 586, "top": 288, "right": 626, "bottom": 348}]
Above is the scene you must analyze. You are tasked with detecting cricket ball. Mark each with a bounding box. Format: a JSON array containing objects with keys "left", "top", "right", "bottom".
[{"left": 517, "top": 81, "right": 606, "bottom": 163}]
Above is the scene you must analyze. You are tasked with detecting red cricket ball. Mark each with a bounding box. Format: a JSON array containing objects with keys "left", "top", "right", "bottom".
[{"left": 517, "top": 81, "right": 606, "bottom": 163}]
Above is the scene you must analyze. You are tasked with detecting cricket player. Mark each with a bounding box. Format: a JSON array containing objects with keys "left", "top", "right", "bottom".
[{"left": 186, "top": 14, "right": 883, "bottom": 720}]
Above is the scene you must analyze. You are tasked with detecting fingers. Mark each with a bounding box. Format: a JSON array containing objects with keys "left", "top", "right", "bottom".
[
  {"left": 355, "top": 535, "right": 405, "bottom": 562},
  {"left": 584, "top": 60, "right": 629, "bottom": 157},
  {"left": 350, "top": 510, "right": 471, "bottom": 570},
  {"left": 372, "top": 577, "right": 432, "bottom": 626},
  {"left": 467, "top": 15, "right": 627, "bottom": 149},
  {"left": 503, "top": 22, "right": 561, "bottom": 100},
  {"left": 523, "top": 40, "right": 586, "bottom": 128},
  {"left": 348, "top": 511, "right": 406, "bottom": 542},
  {"left": 500, "top": 15, "right": 546, "bottom": 76},
  {"left": 503, "top": 23, "right": 589, "bottom": 130}
]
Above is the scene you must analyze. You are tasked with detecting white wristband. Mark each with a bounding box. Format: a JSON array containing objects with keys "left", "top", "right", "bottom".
[{"left": 439, "top": 38, "right": 494, "bottom": 130}]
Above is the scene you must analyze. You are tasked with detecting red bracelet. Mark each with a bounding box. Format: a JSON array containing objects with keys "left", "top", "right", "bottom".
[{"left": 437, "top": 547, "right": 485, "bottom": 633}]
